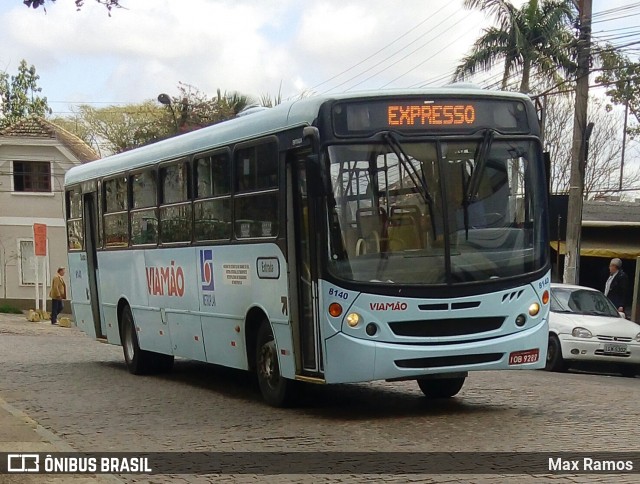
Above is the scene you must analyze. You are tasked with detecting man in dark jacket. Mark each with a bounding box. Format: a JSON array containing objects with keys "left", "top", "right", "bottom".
[{"left": 604, "top": 258, "right": 628, "bottom": 312}]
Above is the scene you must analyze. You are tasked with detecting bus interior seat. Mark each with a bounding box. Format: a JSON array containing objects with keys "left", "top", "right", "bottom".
[
  {"left": 388, "top": 205, "right": 424, "bottom": 249},
  {"left": 355, "top": 207, "right": 387, "bottom": 254},
  {"left": 387, "top": 213, "right": 421, "bottom": 251}
]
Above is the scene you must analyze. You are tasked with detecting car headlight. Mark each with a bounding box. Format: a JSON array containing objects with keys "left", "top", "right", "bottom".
[
  {"left": 636, "top": 332, "right": 640, "bottom": 342},
  {"left": 572, "top": 327, "right": 592, "bottom": 338}
]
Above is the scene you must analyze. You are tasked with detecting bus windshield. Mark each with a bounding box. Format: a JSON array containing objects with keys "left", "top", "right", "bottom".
[{"left": 326, "top": 137, "right": 546, "bottom": 285}]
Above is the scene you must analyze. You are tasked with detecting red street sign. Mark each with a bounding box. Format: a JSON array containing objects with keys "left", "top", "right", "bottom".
[{"left": 33, "top": 223, "right": 47, "bottom": 256}]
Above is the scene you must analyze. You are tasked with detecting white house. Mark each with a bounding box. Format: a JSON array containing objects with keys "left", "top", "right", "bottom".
[{"left": 0, "top": 117, "right": 98, "bottom": 310}]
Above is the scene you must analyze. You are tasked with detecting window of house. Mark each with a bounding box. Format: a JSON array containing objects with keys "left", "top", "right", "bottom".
[
  {"left": 159, "top": 162, "right": 192, "bottom": 244},
  {"left": 18, "top": 239, "right": 49, "bottom": 285},
  {"left": 103, "top": 177, "right": 129, "bottom": 248},
  {"left": 13, "top": 161, "right": 51, "bottom": 192},
  {"left": 234, "top": 142, "right": 279, "bottom": 239},
  {"left": 194, "top": 152, "right": 232, "bottom": 241}
]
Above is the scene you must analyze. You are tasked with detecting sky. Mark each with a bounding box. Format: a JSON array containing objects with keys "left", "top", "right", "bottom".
[{"left": 0, "top": 0, "right": 636, "bottom": 122}]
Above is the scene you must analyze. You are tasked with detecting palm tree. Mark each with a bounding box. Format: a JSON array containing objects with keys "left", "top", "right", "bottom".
[{"left": 452, "top": 0, "right": 575, "bottom": 93}]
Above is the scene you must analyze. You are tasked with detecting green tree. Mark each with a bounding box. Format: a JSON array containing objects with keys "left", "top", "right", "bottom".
[
  {"left": 0, "top": 60, "right": 50, "bottom": 129},
  {"left": 453, "top": 0, "right": 575, "bottom": 93},
  {"left": 62, "top": 101, "right": 172, "bottom": 156},
  {"left": 23, "top": 0, "right": 121, "bottom": 13},
  {"left": 57, "top": 84, "right": 258, "bottom": 155},
  {"left": 596, "top": 48, "right": 640, "bottom": 138},
  {"left": 163, "top": 83, "right": 255, "bottom": 133}
]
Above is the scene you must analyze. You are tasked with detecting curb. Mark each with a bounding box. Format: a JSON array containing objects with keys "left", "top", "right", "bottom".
[{"left": 0, "top": 396, "right": 124, "bottom": 483}]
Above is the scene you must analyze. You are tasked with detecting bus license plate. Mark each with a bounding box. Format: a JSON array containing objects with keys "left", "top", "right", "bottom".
[
  {"left": 603, "top": 343, "right": 627, "bottom": 354},
  {"left": 509, "top": 349, "right": 539, "bottom": 365}
]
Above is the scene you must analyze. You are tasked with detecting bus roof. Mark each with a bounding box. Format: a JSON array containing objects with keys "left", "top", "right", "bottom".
[{"left": 64, "top": 87, "right": 533, "bottom": 187}]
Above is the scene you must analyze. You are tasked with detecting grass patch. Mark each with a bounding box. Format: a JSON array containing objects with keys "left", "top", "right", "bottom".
[{"left": 0, "top": 304, "right": 23, "bottom": 314}]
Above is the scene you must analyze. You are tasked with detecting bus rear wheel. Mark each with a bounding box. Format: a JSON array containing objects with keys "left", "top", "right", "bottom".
[
  {"left": 256, "top": 321, "right": 297, "bottom": 407},
  {"left": 120, "top": 305, "right": 173, "bottom": 375},
  {"left": 417, "top": 376, "right": 466, "bottom": 398}
]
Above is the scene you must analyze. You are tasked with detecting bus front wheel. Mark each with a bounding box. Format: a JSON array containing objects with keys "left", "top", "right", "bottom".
[
  {"left": 256, "top": 321, "right": 297, "bottom": 407},
  {"left": 417, "top": 376, "right": 466, "bottom": 398}
]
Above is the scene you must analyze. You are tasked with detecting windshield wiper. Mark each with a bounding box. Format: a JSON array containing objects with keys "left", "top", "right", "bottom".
[
  {"left": 462, "top": 129, "right": 495, "bottom": 239},
  {"left": 382, "top": 132, "right": 436, "bottom": 241},
  {"left": 383, "top": 132, "right": 432, "bottom": 205}
]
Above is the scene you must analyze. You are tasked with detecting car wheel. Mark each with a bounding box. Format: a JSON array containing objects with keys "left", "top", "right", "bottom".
[
  {"left": 417, "top": 377, "right": 465, "bottom": 398},
  {"left": 619, "top": 365, "right": 638, "bottom": 378},
  {"left": 545, "top": 334, "right": 568, "bottom": 372}
]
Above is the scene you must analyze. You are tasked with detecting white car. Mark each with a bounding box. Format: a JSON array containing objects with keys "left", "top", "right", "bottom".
[{"left": 546, "top": 283, "right": 640, "bottom": 377}]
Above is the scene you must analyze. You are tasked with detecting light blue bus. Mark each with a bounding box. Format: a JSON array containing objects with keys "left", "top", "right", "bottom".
[{"left": 64, "top": 88, "right": 550, "bottom": 406}]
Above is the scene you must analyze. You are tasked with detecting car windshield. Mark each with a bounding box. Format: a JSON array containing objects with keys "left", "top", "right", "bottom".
[
  {"left": 551, "top": 288, "right": 620, "bottom": 317},
  {"left": 325, "top": 138, "right": 546, "bottom": 285}
]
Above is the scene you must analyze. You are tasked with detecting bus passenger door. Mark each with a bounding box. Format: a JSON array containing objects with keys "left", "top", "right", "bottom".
[
  {"left": 289, "top": 151, "right": 323, "bottom": 376},
  {"left": 83, "top": 192, "right": 105, "bottom": 338}
]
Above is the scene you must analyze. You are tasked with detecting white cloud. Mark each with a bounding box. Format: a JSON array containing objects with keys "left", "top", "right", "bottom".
[{"left": 0, "top": 0, "right": 626, "bottom": 113}]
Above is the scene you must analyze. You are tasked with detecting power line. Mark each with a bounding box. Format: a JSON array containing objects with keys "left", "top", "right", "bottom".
[
  {"left": 329, "top": 8, "right": 469, "bottom": 93},
  {"left": 321, "top": 5, "right": 466, "bottom": 93},
  {"left": 379, "top": 15, "right": 472, "bottom": 89},
  {"left": 308, "top": 4, "right": 451, "bottom": 93}
]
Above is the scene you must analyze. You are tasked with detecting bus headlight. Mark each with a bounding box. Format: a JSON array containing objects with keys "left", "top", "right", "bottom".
[
  {"left": 528, "top": 303, "right": 540, "bottom": 316},
  {"left": 346, "top": 312, "right": 362, "bottom": 328},
  {"left": 572, "top": 327, "right": 592, "bottom": 338},
  {"left": 635, "top": 332, "right": 640, "bottom": 342}
]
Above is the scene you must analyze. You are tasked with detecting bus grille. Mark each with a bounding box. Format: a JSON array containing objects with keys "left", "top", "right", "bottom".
[
  {"left": 389, "top": 317, "right": 505, "bottom": 337},
  {"left": 395, "top": 353, "right": 503, "bottom": 369}
]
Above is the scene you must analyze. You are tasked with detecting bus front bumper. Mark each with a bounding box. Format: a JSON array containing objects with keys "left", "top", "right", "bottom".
[{"left": 323, "top": 319, "right": 548, "bottom": 384}]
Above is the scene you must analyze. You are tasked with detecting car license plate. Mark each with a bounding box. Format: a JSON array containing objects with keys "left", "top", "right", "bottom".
[
  {"left": 509, "top": 349, "right": 539, "bottom": 365},
  {"left": 603, "top": 343, "right": 627, "bottom": 354}
]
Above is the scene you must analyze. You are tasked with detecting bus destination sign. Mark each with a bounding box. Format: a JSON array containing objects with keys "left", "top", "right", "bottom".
[
  {"left": 387, "top": 103, "right": 476, "bottom": 127},
  {"left": 332, "top": 98, "right": 529, "bottom": 136}
]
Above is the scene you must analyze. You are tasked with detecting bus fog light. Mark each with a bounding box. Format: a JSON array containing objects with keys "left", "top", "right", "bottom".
[
  {"left": 528, "top": 303, "right": 540, "bottom": 316},
  {"left": 515, "top": 314, "right": 526, "bottom": 327},
  {"left": 365, "top": 323, "right": 378, "bottom": 336},
  {"left": 328, "top": 303, "right": 343, "bottom": 318},
  {"left": 346, "top": 312, "right": 361, "bottom": 327}
]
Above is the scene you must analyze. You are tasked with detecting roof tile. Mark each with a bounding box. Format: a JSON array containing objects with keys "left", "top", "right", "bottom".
[{"left": 0, "top": 116, "right": 99, "bottom": 163}]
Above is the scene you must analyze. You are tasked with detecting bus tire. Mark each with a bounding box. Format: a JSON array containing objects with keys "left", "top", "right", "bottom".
[
  {"left": 153, "top": 353, "right": 175, "bottom": 374},
  {"left": 545, "top": 334, "right": 567, "bottom": 372},
  {"left": 256, "top": 320, "right": 297, "bottom": 407},
  {"left": 120, "top": 304, "right": 156, "bottom": 375},
  {"left": 417, "top": 377, "right": 465, "bottom": 398}
]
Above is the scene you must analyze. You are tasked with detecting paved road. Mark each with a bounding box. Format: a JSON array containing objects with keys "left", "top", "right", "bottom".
[{"left": 0, "top": 313, "right": 639, "bottom": 483}]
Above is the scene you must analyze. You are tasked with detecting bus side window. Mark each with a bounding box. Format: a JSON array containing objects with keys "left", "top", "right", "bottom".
[
  {"left": 66, "top": 189, "right": 84, "bottom": 251},
  {"left": 130, "top": 170, "right": 158, "bottom": 246},
  {"left": 159, "top": 161, "right": 192, "bottom": 244},
  {"left": 103, "top": 177, "right": 129, "bottom": 248},
  {"left": 234, "top": 142, "right": 279, "bottom": 239},
  {"left": 194, "top": 152, "right": 232, "bottom": 241}
]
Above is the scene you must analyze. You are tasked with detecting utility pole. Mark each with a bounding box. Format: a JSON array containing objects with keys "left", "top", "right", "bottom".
[
  {"left": 563, "top": 0, "right": 592, "bottom": 285},
  {"left": 619, "top": 97, "right": 629, "bottom": 191}
]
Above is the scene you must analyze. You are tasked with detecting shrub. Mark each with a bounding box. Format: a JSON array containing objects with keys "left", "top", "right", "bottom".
[{"left": 0, "top": 304, "right": 23, "bottom": 314}]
